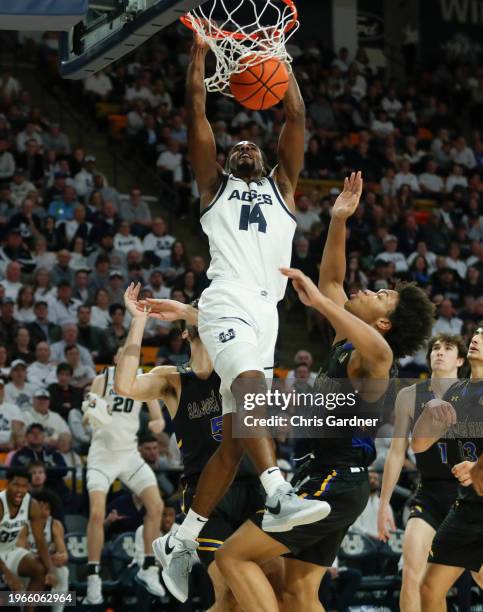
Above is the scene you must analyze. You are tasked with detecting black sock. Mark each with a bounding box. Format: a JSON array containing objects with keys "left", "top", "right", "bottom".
[
  {"left": 143, "top": 555, "right": 155, "bottom": 570},
  {"left": 87, "top": 563, "right": 101, "bottom": 576}
]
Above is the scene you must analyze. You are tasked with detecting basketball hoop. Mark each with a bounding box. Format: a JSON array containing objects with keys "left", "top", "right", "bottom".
[{"left": 180, "top": 0, "right": 299, "bottom": 95}]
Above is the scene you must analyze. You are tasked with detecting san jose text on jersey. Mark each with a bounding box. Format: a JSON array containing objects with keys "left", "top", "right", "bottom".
[{"left": 200, "top": 172, "right": 296, "bottom": 302}]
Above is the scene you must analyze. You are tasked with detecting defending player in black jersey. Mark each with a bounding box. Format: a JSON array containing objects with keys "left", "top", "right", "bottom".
[
  {"left": 115, "top": 285, "right": 271, "bottom": 611},
  {"left": 377, "top": 334, "right": 466, "bottom": 611},
  {"left": 200, "top": 172, "right": 434, "bottom": 612},
  {"left": 413, "top": 325, "right": 483, "bottom": 611}
]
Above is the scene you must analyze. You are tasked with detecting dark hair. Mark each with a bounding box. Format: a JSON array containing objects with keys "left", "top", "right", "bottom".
[
  {"left": 32, "top": 488, "right": 60, "bottom": 514},
  {"left": 179, "top": 299, "right": 199, "bottom": 340},
  {"left": 57, "top": 362, "right": 73, "bottom": 375},
  {"left": 7, "top": 466, "right": 31, "bottom": 482},
  {"left": 138, "top": 433, "right": 158, "bottom": 445},
  {"left": 109, "top": 303, "right": 125, "bottom": 317},
  {"left": 28, "top": 461, "right": 46, "bottom": 472},
  {"left": 64, "top": 344, "right": 79, "bottom": 355},
  {"left": 426, "top": 334, "right": 467, "bottom": 367},
  {"left": 385, "top": 282, "right": 435, "bottom": 359},
  {"left": 225, "top": 142, "right": 270, "bottom": 177}
]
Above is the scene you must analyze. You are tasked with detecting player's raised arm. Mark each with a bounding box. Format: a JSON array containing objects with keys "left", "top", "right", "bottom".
[
  {"left": 378, "top": 385, "right": 414, "bottom": 541},
  {"left": 186, "top": 33, "right": 223, "bottom": 207},
  {"left": 319, "top": 172, "right": 363, "bottom": 307},
  {"left": 275, "top": 71, "right": 305, "bottom": 194},
  {"left": 114, "top": 283, "right": 174, "bottom": 404}
]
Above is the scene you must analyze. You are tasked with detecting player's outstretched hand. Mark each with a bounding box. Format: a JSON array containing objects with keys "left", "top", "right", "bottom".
[
  {"left": 470, "top": 458, "right": 483, "bottom": 495},
  {"left": 424, "top": 398, "right": 457, "bottom": 426},
  {"left": 137, "top": 298, "right": 188, "bottom": 322},
  {"left": 280, "top": 268, "right": 322, "bottom": 308},
  {"left": 377, "top": 501, "right": 396, "bottom": 542},
  {"left": 332, "top": 171, "right": 363, "bottom": 220},
  {"left": 124, "top": 282, "right": 147, "bottom": 318},
  {"left": 452, "top": 461, "right": 476, "bottom": 487}
]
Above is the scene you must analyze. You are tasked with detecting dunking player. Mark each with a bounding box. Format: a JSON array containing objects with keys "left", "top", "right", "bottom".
[
  {"left": 209, "top": 172, "right": 434, "bottom": 612},
  {"left": 0, "top": 467, "right": 57, "bottom": 612},
  {"left": 145, "top": 32, "right": 329, "bottom": 601},
  {"left": 377, "top": 334, "right": 466, "bottom": 611},
  {"left": 83, "top": 349, "right": 165, "bottom": 604},
  {"left": 116, "top": 285, "right": 281, "bottom": 610},
  {"left": 413, "top": 325, "right": 483, "bottom": 610}
]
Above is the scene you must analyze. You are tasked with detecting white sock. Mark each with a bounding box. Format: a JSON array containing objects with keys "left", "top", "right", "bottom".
[
  {"left": 176, "top": 508, "right": 208, "bottom": 541},
  {"left": 260, "top": 467, "right": 285, "bottom": 497}
]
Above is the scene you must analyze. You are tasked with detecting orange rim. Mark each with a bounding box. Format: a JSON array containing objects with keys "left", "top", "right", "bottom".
[{"left": 180, "top": 0, "right": 298, "bottom": 41}]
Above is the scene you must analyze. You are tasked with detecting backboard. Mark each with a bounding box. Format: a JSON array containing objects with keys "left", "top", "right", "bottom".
[{"left": 59, "top": 0, "right": 203, "bottom": 79}]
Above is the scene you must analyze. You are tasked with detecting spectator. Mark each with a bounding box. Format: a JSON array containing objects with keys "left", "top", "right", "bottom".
[
  {"left": 50, "top": 323, "right": 95, "bottom": 368},
  {"left": 10, "top": 327, "right": 34, "bottom": 364},
  {"left": 119, "top": 188, "right": 152, "bottom": 236},
  {"left": 9, "top": 167, "right": 35, "bottom": 207},
  {"left": 138, "top": 434, "right": 175, "bottom": 497},
  {"left": 51, "top": 250, "right": 74, "bottom": 286},
  {"left": 47, "top": 185, "right": 78, "bottom": 221},
  {"left": 394, "top": 159, "right": 419, "bottom": 192},
  {"left": 446, "top": 243, "right": 467, "bottom": 280},
  {"left": 295, "top": 195, "right": 320, "bottom": 234},
  {"left": 375, "top": 235, "right": 409, "bottom": 273},
  {"left": 89, "top": 254, "right": 111, "bottom": 291},
  {"left": 5, "top": 359, "right": 38, "bottom": 412},
  {"left": 48, "top": 282, "right": 82, "bottom": 326},
  {"left": 64, "top": 344, "right": 96, "bottom": 389},
  {"left": 0, "top": 377, "right": 25, "bottom": 451},
  {"left": 27, "top": 301, "right": 61, "bottom": 346},
  {"left": 450, "top": 136, "right": 477, "bottom": 170},
  {"left": 0, "top": 298, "right": 20, "bottom": 347},
  {"left": 143, "top": 217, "right": 176, "bottom": 263},
  {"left": 104, "top": 492, "right": 145, "bottom": 539},
  {"left": 27, "top": 341, "right": 57, "bottom": 388},
  {"left": 23, "top": 389, "right": 71, "bottom": 446},
  {"left": 156, "top": 328, "right": 190, "bottom": 366},
  {"left": 16, "top": 138, "right": 44, "bottom": 185},
  {"left": 0, "top": 229, "right": 36, "bottom": 275},
  {"left": 57, "top": 432, "right": 83, "bottom": 484},
  {"left": 160, "top": 240, "right": 188, "bottom": 283},
  {"left": 74, "top": 155, "right": 105, "bottom": 199},
  {"left": 15, "top": 122, "right": 42, "bottom": 152},
  {"left": 146, "top": 269, "right": 170, "bottom": 299},
  {"left": 99, "top": 303, "right": 127, "bottom": 363},
  {"left": 48, "top": 363, "right": 83, "bottom": 420},
  {"left": 1, "top": 260, "right": 23, "bottom": 300},
  {"left": 0, "top": 137, "right": 15, "bottom": 181},
  {"left": 72, "top": 268, "right": 93, "bottom": 304},
  {"left": 33, "top": 268, "right": 56, "bottom": 301},
  {"left": 14, "top": 285, "right": 35, "bottom": 323},
  {"left": 156, "top": 138, "right": 183, "bottom": 182},
  {"left": 113, "top": 220, "right": 144, "bottom": 254},
  {"left": 76, "top": 306, "right": 103, "bottom": 361},
  {"left": 84, "top": 71, "right": 112, "bottom": 100},
  {"left": 418, "top": 159, "right": 445, "bottom": 195},
  {"left": 90, "top": 288, "right": 111, "bottom": 330},
  {"left": 446, "top": 164, "right": 468, "bottom": 192},
  {"left": 12, "top": 427, "right": 69, "bottom": 507},
  {"left": 432, "top": 299, "right": 463, "bottom": 335},
  {"left": 42, "top": 122, "right": 70, "bottom": 155}
]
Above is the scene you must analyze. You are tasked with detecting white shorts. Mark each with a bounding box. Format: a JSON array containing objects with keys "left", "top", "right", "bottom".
[
  {"left": 199, "top": 280, "right": 278, "bottom": 414},
  {"left": 87, "top": 445, "right": 157, "bottom": 495},
  {"left": 0, "top": 547, "right": 31, "bottom": 575}
]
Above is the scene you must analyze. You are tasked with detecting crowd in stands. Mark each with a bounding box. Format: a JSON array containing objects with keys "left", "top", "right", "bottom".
[{"left": 0, "top": 23, "right": 481, "bottom": 607}]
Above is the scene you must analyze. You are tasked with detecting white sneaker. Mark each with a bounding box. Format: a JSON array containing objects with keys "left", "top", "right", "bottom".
[
  {"left": 135, "top": 565, "right": 166, "bottom": 598},
  {"left": 83, "top": 574, "right": 103, "bottom": 605},
  {"left": 262, "top": 481, "right": 331, "bottom": 532},
  {"left": 152, "top": 523, "right": 180, "bottom": 569}
]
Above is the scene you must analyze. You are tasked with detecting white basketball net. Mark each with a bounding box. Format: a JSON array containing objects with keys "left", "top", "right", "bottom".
[{"left": 182, "top": 0, "right": 299, "bottom": 95}]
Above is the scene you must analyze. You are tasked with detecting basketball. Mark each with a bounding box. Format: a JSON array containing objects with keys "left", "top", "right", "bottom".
[{"left": 229, "top": 57, "right": 289, "bottom": 110}]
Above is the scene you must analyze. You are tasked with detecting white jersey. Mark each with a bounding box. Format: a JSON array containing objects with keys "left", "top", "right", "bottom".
[
  {"left": 200, "top": 172, "right": 296, "bottom": 301},
  {"left": 91, "top": 367, "right": 143, "bottom": 451},
  {"left": 27, "top": 516, "right": 53, "bottom": 554},
  {"left": 0, "top": 490, "right": 30, "bottom": 552}
]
